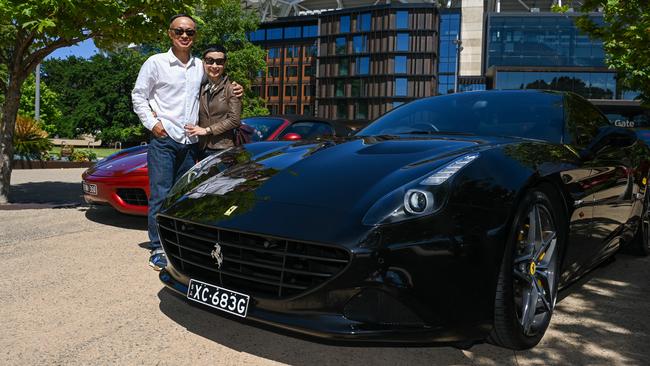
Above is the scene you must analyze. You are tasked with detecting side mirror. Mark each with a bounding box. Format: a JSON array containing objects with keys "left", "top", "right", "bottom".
[
  {"left": 281, "top": 133, "right": 302, "bottom": 141},
  {"left": 580, "top": 126, "right": 637, "bottom": 160}
]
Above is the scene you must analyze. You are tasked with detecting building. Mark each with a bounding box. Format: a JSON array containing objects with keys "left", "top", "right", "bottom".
[{"left": 245, "top": 0, "right": 647, "bottom": 127}]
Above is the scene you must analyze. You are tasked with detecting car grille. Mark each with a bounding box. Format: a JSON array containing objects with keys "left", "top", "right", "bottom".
[
  {"left": 116, "top": 188, "right": 148, "bottom": 206},
  {"left": 157, "top": 215, "right": 351, "bottom": 299}
]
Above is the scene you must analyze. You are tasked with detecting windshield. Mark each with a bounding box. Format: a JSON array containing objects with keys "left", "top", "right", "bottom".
[
  {"left": 242, "top": 117, "right": 286, "bottom": 141},
  {"left": 358, "top": 91, "right": 565, "bottom": 143}
]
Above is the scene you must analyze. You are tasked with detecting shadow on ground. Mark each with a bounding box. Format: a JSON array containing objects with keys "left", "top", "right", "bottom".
[
  {"left": 157, "top": 254, "right": 650, "bottom": 366},
  {"left": 83, "top": 205, "right": 147, "bottom": 231},
  {"left": 8, "top": 181, "right": 84, "bottom": 204}
]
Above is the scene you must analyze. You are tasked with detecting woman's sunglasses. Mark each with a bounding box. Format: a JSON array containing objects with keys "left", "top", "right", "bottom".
[
  {"left": 204, "top": 57, "right": 226, "bottom": 65},
  {"left": 170, "top": 28, "right": 196, "bottom": 37}
]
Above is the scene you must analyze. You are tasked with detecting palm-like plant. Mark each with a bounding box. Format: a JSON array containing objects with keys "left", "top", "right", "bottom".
[{"left": 13, "top": 115, "right": 52, "bottom": 162}]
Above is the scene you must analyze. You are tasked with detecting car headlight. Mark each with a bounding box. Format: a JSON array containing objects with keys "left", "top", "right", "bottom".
[{"left": 363, "top": 152, "right": 479, "bottom": 225}]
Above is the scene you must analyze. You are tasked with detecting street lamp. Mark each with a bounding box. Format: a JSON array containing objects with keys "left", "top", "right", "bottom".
[{"left": 452, "top": 35, "right": 463, "bottom": 93}]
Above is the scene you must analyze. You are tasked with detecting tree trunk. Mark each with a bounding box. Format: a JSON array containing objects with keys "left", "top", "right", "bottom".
[{"left": 0, "top": 76, "right": 25, "bottom": 204}]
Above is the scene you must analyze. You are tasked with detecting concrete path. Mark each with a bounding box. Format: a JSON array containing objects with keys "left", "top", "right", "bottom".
[{"left": 1, "top": 169, "right": 648, "bottom": 365}]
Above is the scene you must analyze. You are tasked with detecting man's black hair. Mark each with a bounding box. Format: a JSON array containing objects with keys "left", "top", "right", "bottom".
[
  {"left": 202, "top": 44, "right": 228, "bottom": 59},
  {"left": 169, "top": 13, "right": 196, "bottom": 26}
]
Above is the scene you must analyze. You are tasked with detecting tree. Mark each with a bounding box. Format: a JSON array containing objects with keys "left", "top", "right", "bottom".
[
  {"left": 19, "top": 73, "right": 63, "bottom": 136},
  {"left": 574, "top": 1, "right": 650, "bottom": 104},
  {"left": 0, "top": 0, "right": 202, "bottom": 203}
]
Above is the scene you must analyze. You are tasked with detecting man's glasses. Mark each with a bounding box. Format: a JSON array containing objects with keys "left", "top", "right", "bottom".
[
  {"left": 204, "top": 57, "right": 226, "bottom": 65},
  {"left": 170, "top": 28, "right": 196, "bottom": 37}
]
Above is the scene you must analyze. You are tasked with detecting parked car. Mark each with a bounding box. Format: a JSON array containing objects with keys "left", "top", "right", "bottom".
[
  {"left": 155, "top": 90, "right": 650, "bottom": 350},
  {"left": 81, "top": 116, "right": 353, "bottom": 215}
]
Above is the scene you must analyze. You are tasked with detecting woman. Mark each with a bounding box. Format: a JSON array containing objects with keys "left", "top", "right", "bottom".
[{"left": 185, "top": 44, "right": 241, "bottom": 159}]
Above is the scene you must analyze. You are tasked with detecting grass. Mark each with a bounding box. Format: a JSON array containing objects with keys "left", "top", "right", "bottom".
[{"left": 48, "top": 146, "right": 122, "bottom": 159}]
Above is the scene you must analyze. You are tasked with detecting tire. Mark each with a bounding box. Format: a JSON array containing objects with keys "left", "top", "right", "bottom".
[
  {"left": 631, "top": 191, "right": 650, "bottom": 256},
  {"left": 489, "top": 186, "right": 565, "bottom": 350}
]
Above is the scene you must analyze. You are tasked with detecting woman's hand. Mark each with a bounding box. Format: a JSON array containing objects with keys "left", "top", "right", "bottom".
[{"left": 184, "top": 124, "right": 209, "bottom": 137}]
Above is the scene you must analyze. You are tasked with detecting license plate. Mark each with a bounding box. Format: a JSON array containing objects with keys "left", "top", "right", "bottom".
[
  {"left": 187, "top": 279, "right": 250, "bottom": 318},
  {"left": 82, "top": 182, "right": 97, "bottom": 195}
]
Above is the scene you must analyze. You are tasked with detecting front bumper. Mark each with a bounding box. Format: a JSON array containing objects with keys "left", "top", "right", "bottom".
[{"left": 82, "top": 174, "right": 148, "bottom": 216}]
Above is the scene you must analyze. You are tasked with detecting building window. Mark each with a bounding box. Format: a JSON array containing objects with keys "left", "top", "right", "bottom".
[
  {"left": 303, "top": 25, "right": 318, "bottom": 38},
  {"left": 307, "top": 44, "right": 318, "bottom": 57},
  {"left": 335, "top": 37, "right": 347, "bottom": 55},
  {"left": 335, "top": 80, "right": 345, "bottom": 97},
  {"left": 395, "top": 78, "right": 407, "bottom": 96},
  {"left": 285, "top": 105, "right": 297, "bottom": 114},
  {"left": 268, "top": 66, "right": 279, "bottom": 77},
  {"left": 251, "top": 85, "right": 262, "bottom": 96},
  {"left": 392, "top": 101, "right": 404, "bottom": 109},
  {"left": 351, "top": 79, "right": 365, "bottom": 97},
  {"left": 248, "top": 29, "right": 265, "bottom": 41},
  {"left": 353, "top": 35, "right": 367, "bottom": 53},
  {"left": 268, "top": 86, "right": 279, "bottom": 96},
  {"left": 355, "top": 101, "right": 368, "bottom": 120},
  {"left": 357, "top": 13, "right": 371, "bottom": 32},
  {"left": 267, "top": 104, "right": 279, "bottom": 114},
  {"left": 286, "top": 66, "right": 298, "bottom": 77},
  {"left": 396, "top": 11, "right": 408, "bottom": 29},
  {"left": 395, "top": 56, "right": 407, "bottom": 73},
  {"left": 268, "top": 47, "right": 281, "bottom": 58},
  {"left": 304, "top": 65, "right": 314, "bottom": 77},
  {"left": 267, "top": 28, "right": 282, "bottom": 40},
  {"left": 340, "top": 16, "right": 350, "bottom": 33},
  {"left": 356, "top": 57, "right": 369, "bottom": 75},
  {"left": 286, "top": 45, "right": 300, "bottom": 58},
  {"left": 285, "top": 85, "right": 298, "bottom": 97},
  {"left": 337, "top": 101, "right": 347, "bottom": 119},
  {"left": 396, "top": 33, "right": 409, "bottom": 51},
  {"left": 304, "top": 84, "right": 315, "bottom": 96},
  {"left": 339, "top": 58, "right": 349, "bottom": 76},
  {"left": 303, "top": 104, "right": 313, "bottom": 115},
  {"left": 284, "top": 26, "right": 301, "bottom": 39}
]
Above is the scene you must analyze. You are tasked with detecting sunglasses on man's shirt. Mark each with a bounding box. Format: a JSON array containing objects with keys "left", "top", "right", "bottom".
[
  {"left": 203, "top": 57, "right": 226, "bottom": 65},
  {"left": 170, "top": 28, "right": 196, "bottom": 37}
]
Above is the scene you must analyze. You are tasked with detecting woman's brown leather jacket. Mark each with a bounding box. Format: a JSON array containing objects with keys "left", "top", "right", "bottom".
[{"left": 198, "top": 75, "right": 242, "bottom": 150}]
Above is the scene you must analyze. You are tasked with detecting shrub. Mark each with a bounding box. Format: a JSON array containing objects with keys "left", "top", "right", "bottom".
[
  {"left": 13, "top": 115, "right": 53, "bottom": 161},
  {"left": 69, "top": 149, "right": 98, "bottom": 162}
]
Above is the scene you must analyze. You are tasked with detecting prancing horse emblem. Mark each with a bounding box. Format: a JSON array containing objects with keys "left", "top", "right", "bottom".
[{"left": 211, "top": 242, "right": 224, "bottom": 269}]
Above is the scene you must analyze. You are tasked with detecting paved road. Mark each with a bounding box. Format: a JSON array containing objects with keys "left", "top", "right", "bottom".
[{"left": 1, "top": 169, "right": 649, "bottom": 365}]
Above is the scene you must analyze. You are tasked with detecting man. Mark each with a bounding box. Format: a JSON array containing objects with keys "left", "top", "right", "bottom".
[{"left": 132, "top": 14, "right": 243, "bottom": 270}]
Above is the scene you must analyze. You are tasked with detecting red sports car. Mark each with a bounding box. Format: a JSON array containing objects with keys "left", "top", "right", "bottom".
[{"left": 82, "top": 116, "right": 352, "bottom": 215}]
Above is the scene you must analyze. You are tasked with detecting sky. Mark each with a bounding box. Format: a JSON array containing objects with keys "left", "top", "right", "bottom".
[{"left": 46, "top": 39, "right": 100, "bottom": 60}]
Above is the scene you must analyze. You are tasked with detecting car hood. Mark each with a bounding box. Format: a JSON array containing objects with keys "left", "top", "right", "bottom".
[
  {"left": 162, "top": 135, "right": 509, "bottom": 243},
  {"left": 84, "top": 148, "right": 148, "bottom": 177}
]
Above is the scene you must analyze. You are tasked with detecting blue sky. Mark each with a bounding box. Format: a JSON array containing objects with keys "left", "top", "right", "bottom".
[{"left": 46, "top": 39, "right": 100, "bottom": 60}]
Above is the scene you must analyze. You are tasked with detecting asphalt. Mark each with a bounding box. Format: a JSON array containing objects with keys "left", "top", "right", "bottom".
[{"left": 0, "top": 168, "right": 648, "bottom": 365}]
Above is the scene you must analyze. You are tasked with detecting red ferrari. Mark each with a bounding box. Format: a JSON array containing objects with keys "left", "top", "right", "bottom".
[{"left": 82, "top": 116, "right": 352, "bottom": 215}]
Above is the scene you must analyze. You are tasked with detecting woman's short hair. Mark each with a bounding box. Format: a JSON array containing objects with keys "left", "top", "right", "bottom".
[{"left": 202, "top": 44, "right": 228, "bottom": 59}]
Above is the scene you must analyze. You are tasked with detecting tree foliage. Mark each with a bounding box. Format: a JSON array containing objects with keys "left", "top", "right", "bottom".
[
  {"left": 19, "top": 73, "right": 63, "bottom": 136},
  {"left": 575, "top": 1, "right": 650, "bottom": 104}
]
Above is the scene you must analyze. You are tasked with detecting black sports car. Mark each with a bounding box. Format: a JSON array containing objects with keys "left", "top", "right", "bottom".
[{"left": 156, "top": 90, "right": 650, "bottom": 350}]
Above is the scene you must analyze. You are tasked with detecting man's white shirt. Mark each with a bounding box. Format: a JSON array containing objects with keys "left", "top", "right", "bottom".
[{"left": 132, "top": 49, "right": 204, "bottom": 144}]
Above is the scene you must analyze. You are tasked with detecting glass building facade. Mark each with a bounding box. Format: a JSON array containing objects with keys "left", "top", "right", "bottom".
[{"left": 437, "top": 11, "right": 460, "bottom": 95}]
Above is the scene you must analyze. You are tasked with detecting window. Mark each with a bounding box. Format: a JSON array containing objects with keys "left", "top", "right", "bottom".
[
  {"left": 304, "top": 65, "right": 314, "bottom": 77},
  {"left": 338, "top": 58, "right": 349, "bottom": 76},
  {"left": 355, "top": 101, "right": 368, "bottom": 120},
  {"left": 395, "top": 56, "right": 407, "bottom": 73},
  {"left": 392, "top": 101, "right": 404, "bottom": 109},
  {"left": 357, "top": 13, "right": 371, "bottom": 32},
  {"left": 340, "top": 16, "right": 350, "bottom": 33},
  {"left": 268, "top": 47, "right": 281, "bottom": 58},
  {"left": 284, "top": 26, "right": 301, "bottom": 39},
  {"left": 335, "top": 37, "right": 347, "bottom": 55},
  {"left": 285, "top": 85, "right": 298, "bottom": 97},
  {"left": 281, "top": 121, "right": 334, "bottom": 139},
  {"left": 248, "top": 29, "right": 265, "bottom": 41},
  {"left": 286, "top": 45, "right": 300, "bottom": 58},
  {"left": 351, "top": 79, "right": 365, "bottom": 97},
  {"left": 286, "top": 66, "right": 298, "bottom": 77},
  {"left": 337, "top": 101, "right": 347, "bottom": 119},
  {"left": 335, "top": 80, "right": 345, "bottom": 97},
  {"left": 268, "top": 86, "right": 279, "bottom": 96},
  {"left": 395, "top": 78, "right": 407, "bottom": 96},
  {"left": 396, "top": 11, "right": 408, "bottom": 29},
  {"left": 307, "top": 44, "right": 318, "bottom": 57},
  {"left": 267, "top": 28, "right": 282, "bottom": 40},
  {"left": 267, "top": 66, "right": 279, "bottom": 77},
  {"left": 267, "top": 105, "right": 279, "bottom": 115},
  {"left": 284, "top": 105, "right": 297, "bottom": 114},
  {"left": 303, "top": 25, "right": 318, "bottom": 38},
  {"left": 304, "top": 84, "right": 315, "bottom": 96},
  {"left": 303, "top": 105, "right": 313, "bottom": 116},
  {"left": 356, "top": 57, "right": 369, "bottom": 75},
  {"left": 396, "top": 33, "right": 409, "bottom": 51},
  {"left": 353, "top": 35, "right": 367, "bottom": 53}
]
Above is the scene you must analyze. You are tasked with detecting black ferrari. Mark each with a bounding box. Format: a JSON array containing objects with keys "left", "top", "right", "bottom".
[{"left": 156, "top": 90, "right": 650, "bottom": 350}]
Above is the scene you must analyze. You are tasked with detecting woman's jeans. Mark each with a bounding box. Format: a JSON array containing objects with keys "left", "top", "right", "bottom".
[{"left": 147, "top": 136, "right": 198, "bottom": 250}]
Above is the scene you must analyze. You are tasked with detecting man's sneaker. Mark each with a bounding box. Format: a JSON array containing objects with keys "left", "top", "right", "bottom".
[{"left": 149, "top": 248, "right": 167, "bottom": 271}]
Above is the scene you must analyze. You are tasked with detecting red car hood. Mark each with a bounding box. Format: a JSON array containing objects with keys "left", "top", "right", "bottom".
[{"left": 84, "top": 149, "right": 148, "bottom": 177}]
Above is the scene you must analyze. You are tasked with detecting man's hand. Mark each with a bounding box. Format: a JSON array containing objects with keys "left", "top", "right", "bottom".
[
  {"left": 152, "top": 121, "right": 168, "bottom": 138},
  {"left": 231, "top": 81, "right": 244, "bottom": 98},
  {"left": 184, "top": 124, "right": 208, "bottom": 137}
]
